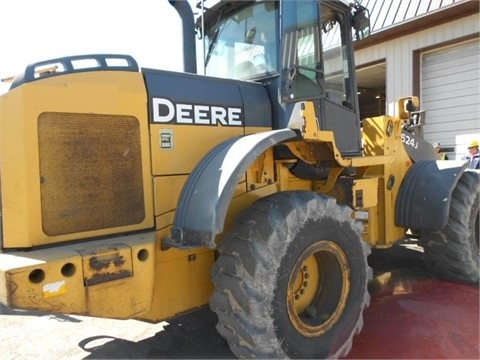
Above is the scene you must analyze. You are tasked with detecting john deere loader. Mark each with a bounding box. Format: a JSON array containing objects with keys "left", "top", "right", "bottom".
[{"left": 0, "top": 0, "right": 478, "bottom": 358}]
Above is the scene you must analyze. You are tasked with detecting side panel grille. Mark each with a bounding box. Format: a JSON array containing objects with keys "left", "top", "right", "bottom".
[{"left": 38, "top": 112, "right": 145, "bottom": 236}]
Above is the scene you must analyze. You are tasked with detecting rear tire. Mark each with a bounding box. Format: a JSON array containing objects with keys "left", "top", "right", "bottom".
[
  {"left": 209, "top": 191, "right": 371, "bottom": 359},
  {"left": 420, "top": 170, "right": 480, "bottom": 284}
]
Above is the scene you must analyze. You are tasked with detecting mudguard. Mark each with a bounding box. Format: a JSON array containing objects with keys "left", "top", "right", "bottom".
[
  {"left": 166, "top": 129, "right": 298, "bottom": 249},
  {"left": 395, "top": 160, "right": 469, "bottom": 231},
  {"left": 401, "top": 129, "right": 439, "bottom": 161}
]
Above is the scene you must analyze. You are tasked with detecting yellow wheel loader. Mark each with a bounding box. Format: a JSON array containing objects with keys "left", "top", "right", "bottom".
[{"left": 0, "top": 0, "right": 478, "bottom": 358}]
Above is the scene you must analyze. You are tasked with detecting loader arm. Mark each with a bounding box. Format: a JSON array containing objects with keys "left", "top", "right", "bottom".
[{"left": 165, "top": 129, "right": 298, "bottom": 249}]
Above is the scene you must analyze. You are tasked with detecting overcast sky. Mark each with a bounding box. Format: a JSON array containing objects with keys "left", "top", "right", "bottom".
[{"left": 0, "top": 0, "right": 201, "bottom": 94}]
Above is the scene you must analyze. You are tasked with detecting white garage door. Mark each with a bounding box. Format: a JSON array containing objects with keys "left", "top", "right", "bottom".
[{"left": 421, "top": 39, "right": 480, "bottom": 159}]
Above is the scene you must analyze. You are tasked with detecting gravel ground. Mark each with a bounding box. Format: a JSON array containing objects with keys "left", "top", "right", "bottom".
[{"left": 1, "top": 239, "right": 478, "bottom": 359}]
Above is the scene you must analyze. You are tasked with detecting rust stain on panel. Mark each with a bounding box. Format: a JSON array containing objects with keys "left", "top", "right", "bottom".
[{"left": 78, "top": 243, "right": 133, "bottom": 286}]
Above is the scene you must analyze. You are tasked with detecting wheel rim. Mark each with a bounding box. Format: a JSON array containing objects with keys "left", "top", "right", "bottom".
[{"left": 287, "top": 240, "right": 350, "bottom": 337}]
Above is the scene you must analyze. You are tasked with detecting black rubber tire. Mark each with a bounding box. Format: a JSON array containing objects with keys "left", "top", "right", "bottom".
[
  {"left": 420, "top": 170, "right": 480, "bottom": 284},
  {"left": 209, "top": 191, "right": 371, "bottom": 359}
]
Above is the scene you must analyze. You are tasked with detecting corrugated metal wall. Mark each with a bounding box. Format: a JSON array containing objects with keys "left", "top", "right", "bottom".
[{"left": 354, "top": 0, "right": 480, "bottom": 155}]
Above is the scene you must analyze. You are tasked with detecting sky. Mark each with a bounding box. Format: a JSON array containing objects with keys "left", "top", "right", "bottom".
[{"left": 0, "top": 0, "right": 201, "bottom": 94}]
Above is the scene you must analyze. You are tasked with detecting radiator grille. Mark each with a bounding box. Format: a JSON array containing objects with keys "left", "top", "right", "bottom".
[{"left": 38, "top": 112, "right": 145, "bottom": 236}]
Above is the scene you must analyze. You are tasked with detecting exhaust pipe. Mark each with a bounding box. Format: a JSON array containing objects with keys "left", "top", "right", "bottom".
[{"left": 168, "top": 0, "right": 197, "bottom": 74}]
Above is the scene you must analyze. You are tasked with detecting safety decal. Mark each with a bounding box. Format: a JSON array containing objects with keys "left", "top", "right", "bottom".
[
  {"left": 160, "top": 129, "right": 174, "bottom": 150},
  {"left": 42, "top": 280, "right": 67, "bottom": 298}
]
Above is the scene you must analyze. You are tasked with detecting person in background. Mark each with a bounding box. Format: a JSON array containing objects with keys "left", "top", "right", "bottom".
[
  {"left": 433, "top": 142, "right": 448, "bottom": 160},
  {"left": 466, "top": 139, "right": 480, "bottom": 169}
]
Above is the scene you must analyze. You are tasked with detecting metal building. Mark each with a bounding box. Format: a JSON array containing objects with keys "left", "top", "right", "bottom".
[{"left": 355, "top": 0, "right": 479, "bottom": 159}]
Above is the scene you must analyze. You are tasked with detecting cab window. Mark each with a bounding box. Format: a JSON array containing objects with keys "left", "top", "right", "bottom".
[
  {"left": 281, "top": 0, "right": 322, "bottom": 100},
  {"left": 204, "top": 2, "right": 278, "bottom": 80}
]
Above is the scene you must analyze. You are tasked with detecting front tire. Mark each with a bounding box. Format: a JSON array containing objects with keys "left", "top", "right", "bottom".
[
  {"left": 420, "top": 170, "right": 480, "bottom": 284},
  {"left": 210, "top": 191, "right": 371, "bottom": 359}
]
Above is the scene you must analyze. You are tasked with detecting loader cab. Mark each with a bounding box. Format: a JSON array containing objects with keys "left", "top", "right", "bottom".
[{"left": 199, "top": 0, "right": 370, "bottom": 156}]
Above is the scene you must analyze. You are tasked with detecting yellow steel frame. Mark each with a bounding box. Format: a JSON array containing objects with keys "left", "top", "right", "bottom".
[{"left": 0, "top": 76, "right": 415, "bottom": 323}]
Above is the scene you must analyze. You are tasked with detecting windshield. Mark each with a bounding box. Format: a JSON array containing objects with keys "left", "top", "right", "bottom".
[{"left": 203, "top": 2, "right": 278, "bottom": 80}]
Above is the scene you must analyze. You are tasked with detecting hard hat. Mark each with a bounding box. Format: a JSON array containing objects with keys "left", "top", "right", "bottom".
[
  {"left": 468, "top": 139, "right": 479, "bottom": 148},
  {"left": 433, "top": 142, "right": 440, "bottom": 148}
]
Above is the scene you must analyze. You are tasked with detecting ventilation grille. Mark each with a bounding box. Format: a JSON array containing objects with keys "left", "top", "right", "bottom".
[{"left": 38, "top": 112, "right": 145, "bottom": 236}]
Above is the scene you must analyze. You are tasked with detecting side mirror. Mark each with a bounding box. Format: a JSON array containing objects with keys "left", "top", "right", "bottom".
[{"left": 353, "top": 6, "right": 370, "bottom": 40}]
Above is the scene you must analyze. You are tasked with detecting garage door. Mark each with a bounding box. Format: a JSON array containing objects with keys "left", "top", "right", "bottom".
[{"left": 421, "top": 39, "right": 480, "bottom": 159}]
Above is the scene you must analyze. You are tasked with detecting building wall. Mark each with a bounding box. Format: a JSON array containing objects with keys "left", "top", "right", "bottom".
[
  {"left": 354, "top": 13, "right": 479, "bottom": 157},
  {"left": 355, "top": 13, "right": 479, "bottom": 116}
]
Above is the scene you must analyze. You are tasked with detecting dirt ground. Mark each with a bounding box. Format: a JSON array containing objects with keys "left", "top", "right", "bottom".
[{"left": 1, "top": 239, "right": 478, "bottom": 359}]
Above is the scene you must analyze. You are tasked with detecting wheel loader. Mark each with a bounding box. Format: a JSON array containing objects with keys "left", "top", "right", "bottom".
[{"left": 0, "top": 0, "right": 478, "bottom": 358}]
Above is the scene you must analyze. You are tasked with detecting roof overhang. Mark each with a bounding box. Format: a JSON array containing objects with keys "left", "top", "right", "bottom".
[{"left": 355, "top": 0, "right": 480, "bottom": 50}]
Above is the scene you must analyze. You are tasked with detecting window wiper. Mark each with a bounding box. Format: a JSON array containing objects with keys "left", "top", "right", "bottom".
[
  {"left": 205, "top": 27, "right": 220, "bottom": 66},
  {"left": 205, "top": 8, "right": 226, "bottom": 67}
]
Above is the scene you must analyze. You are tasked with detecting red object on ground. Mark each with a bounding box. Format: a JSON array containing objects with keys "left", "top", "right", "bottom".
[{"left": 345, "top": 273, "right": 480, "bottom": 359}]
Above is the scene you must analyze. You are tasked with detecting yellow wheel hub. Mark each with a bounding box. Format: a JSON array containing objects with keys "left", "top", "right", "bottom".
[{"left": 287, "top": 240, "right": 350, "bottom": 337}]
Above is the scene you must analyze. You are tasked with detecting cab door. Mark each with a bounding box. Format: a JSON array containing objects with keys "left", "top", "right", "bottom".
[
  {"left": 320, "top": 5, "right": 362, "bottom": 157},
  {"left": 281, "top": 0, "right": 362, "bottom": 157}
]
